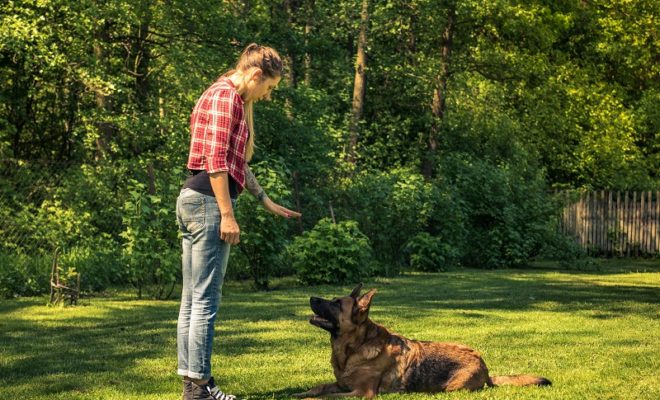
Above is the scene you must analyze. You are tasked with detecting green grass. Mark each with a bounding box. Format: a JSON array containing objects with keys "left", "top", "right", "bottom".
[{"left": 1, "top": 260, "right": 659, "bottom": 399}]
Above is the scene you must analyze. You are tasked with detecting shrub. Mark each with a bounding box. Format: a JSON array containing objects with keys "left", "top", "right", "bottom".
[
  {"left": 539, "top": 231, "right": 600, "bottom": 270},
  {"left": 288, "top": 218, "right": 373, "bottom": 285},
  {"left": 0, "top": 251, "right": 51, "bottom": 298},
  {"left": 337, "top": 168, "right": 466, "bottom": 275},
  {"left": 120, "top": 177, "right": 180, "bottom": 299},
  {"left": 338, "top": 169, "right": 432, "bottom": 274},
  {"left": 231, "top": 160, "right": 297, "bottom": 289},
  {"left": 59, "top": 235, "right": 124, "bottom": 292},
  {"left": 404, "top": 232, "right": 459, "bottom": 272},
  {"left": 442, "top": 154, "right": 555, "bottom": 269}
]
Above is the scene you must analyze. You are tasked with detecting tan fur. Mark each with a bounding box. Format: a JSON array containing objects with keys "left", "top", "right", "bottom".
[{"left": 294, "top": 285, "right": 551, "bottom": 399}]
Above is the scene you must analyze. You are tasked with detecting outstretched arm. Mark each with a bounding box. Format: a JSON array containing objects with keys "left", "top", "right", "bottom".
[{"left": 244, "top": 164, "right": 301, "bottom": 219}]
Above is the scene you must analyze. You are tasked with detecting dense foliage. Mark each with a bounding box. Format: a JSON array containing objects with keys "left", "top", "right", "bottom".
[
  {"left": 287, "top": 218, "right": 374, "bottom": 285},
  {"left": 404, "top": 232, "right": 459, "bottom": 272},
  {"left": 230, "top": 160, "right": 296, "bottom": 289},
  {"left": 0, "top": 0, "right": 657, "bottom": 295}
]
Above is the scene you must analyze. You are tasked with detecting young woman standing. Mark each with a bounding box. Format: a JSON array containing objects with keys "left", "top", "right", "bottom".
[{"left": 176, "top": 44, "right": 301, "bottom": 400}]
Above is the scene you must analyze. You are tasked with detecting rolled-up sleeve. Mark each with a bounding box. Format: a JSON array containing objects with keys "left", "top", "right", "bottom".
[{"left": 205, "top": 90, "right": 237, "bottom": 173}]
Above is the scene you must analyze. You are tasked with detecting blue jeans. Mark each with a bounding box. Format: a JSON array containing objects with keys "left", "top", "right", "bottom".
[{"left": 175, "top": 188, "right": 234, "bottom": 380}]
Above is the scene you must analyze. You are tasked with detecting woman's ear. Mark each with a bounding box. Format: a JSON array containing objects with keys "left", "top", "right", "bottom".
[{"left": 250, "top": 68, "right": 263, "bottom": 82}]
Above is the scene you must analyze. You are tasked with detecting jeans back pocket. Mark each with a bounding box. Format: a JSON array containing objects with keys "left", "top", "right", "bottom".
[{"left": 178, "top": 196, "right": 205, "bottom": 233}]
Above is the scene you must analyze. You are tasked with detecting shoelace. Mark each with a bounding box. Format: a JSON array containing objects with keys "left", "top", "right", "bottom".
[{"left": 205, "top": 384, "right": 237, "bottom": 400}]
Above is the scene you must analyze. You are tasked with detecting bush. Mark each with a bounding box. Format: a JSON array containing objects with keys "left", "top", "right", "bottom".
[
  {"left": 231, "top": 160, "right": 297, "bottom": 289},
  {"left": 338, "top": 168, "right": 453, "bottom": 275},
  {"left": 120, "top": 177, "right": 180, "bottom": 299},
  {"left": 0, "top": 239, "right": 124, "bottom": 299},
  {"left": 443, "top": 154, "right": 555, "bottom": 269},
  {"left": 288, "top": 218, "right": 373, "bottom": 285},
  {"left": 539, "top": 231, "right": 600, "bottom": 270},
  {"left": 59, "top": 235, "right": 124, "bottom": 292},
  {"left": 404, "top": 232, "right": 459, "bottom": 272},
  {"left": 337, "top": 168, "right": 466, "bottom": 275},
  {"left": 0, "top": 251, "right": 51, "bottom": 298}
]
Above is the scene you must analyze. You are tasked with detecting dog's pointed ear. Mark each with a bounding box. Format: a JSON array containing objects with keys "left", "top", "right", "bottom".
[
  {"left": 350, "top": 283, "right": 363, "bottom": 299},
  {"left": 356, "top": 288, "right": 377, "bottom": 312}
]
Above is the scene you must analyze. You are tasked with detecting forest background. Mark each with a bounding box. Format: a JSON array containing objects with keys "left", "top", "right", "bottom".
[{"left": 1, "top": 0, "right": 658, "bottom": 298}]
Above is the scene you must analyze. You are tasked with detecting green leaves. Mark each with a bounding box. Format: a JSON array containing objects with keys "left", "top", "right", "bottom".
[
  {"left": 231, "top": 161, "right": 296, "bottom": 289},
  {"left": 120, "top": 174, "right": 179, "bottom": 299},
  {"left": 1, "top": 0, "right": 659, "bottom": 298},
  {"left": 404, "top": 232, "right": 459, "bottom": 272},
  {"left": 287, "top": 218, "right": 373, "bottom": 285}
]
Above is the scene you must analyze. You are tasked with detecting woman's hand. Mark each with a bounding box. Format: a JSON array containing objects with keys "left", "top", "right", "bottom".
[
  {"left": 220, "top": 214, "right": 241, "bottom": 244},
  {"left": 263, "top": 198, "right": 302, "bottom": 219}
]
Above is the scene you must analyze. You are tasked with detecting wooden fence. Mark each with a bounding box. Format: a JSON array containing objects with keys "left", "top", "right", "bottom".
[{"left": 559, "top": 190, "right": 660, "bottom": 256}]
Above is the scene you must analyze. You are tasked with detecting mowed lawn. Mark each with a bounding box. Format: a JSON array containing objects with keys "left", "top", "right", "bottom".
[{"left": 1, "top": 261, "right": 658, "bottom": 400}]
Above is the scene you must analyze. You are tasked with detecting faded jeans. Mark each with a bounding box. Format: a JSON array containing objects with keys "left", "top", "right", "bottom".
[{"left": 175, "top": 188, "right": 234, "bottom": 380}]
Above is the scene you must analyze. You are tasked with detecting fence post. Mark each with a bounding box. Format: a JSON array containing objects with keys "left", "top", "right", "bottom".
[
  {"left": 579, "top": 192, "right": 585, "bottom": 248},
  {"left": 632, "top": 191, "right": 637, "bottom": 257},
  {"left": 656, "top": 191, "right": 660, "bottom": 255},
  {"left": 623, "top": 190, "right": 632, "bottom": 257},
  {"left": 557, "top": 190, "right": 659, "bottom": 257},
  {"left": 644, "top": 192, "right": 649, "bottom": 253},
  {"left": 599, "top": 190, "right": 605, "bottom": 254},
  {"left": 616, "top": 191, "right": 622, "bottom": 257},
  {"left": 607, "top": 190, "right": 613, "bottom": 255}
]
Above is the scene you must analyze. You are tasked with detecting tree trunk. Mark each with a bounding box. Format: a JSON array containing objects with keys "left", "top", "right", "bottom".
[
  {"left": 93, "top": 22, "right": 115, "bottom": 161},
  {"left": 304, "top": 0, "right": 315, "bottom": 85},
  {"left": 408, "top": 6, "right": 417, "bottom": 63},
  {"left": 59, "top": 77, "right": 78, "bottom": 161},
  {"left": 7, "top": 57, "right": 34, "bottom": 158},
  {"left": 422, "top": 6, "right": 455, "bottom": 180},
  {"left": 284, "top": 0, "right": 298, "bottom": 88},
  {"left": 134, "top": 17, "right": 151, "bottom": 111},
  {"left": 347, "top": 0, "right": 369, "bottom": 165}
]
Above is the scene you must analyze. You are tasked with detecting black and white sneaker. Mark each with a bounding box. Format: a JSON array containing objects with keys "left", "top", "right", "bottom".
[{"left": 192, "top": 377, "right": 237, "bottom": 400}]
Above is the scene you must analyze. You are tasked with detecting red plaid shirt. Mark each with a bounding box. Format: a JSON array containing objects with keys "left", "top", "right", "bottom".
[{"left": 186, "top": 77, "right": 247, "bottom": 191}]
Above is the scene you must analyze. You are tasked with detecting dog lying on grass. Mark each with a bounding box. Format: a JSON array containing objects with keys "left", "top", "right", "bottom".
[{"left": 294, "top": 284, "right": 551, "bottom": 398}]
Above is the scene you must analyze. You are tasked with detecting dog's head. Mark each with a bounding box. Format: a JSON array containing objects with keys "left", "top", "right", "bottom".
[{"left": 308, "top": 283, "right": 377, "bottom": 336}]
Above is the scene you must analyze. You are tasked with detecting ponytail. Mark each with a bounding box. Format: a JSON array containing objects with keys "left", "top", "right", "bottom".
[{"left": 221, "top": 44, "right": 282, "bottom": 161}]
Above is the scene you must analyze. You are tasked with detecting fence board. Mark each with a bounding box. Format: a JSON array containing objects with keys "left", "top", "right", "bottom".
[
  {"left": 600, "top": 190, "right": 606, "bottom": 251},
  {"left": 656, "top": 191, "right": 660, "bottom": 253},
  {"left": 559, "top": 190, "right": 660, "bottom": 257},
  {"left": 608, "top": 190, "right": 613, "bottom": 254}
]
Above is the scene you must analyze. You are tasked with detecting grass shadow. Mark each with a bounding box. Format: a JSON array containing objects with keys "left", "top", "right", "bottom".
[{"left": 0, "top": 266, "right": 657, "bottom": 399}]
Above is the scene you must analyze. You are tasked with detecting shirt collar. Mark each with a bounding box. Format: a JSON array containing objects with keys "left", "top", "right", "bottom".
[{"left": 219, "top": 76, "right": 244, "bottom": 105}]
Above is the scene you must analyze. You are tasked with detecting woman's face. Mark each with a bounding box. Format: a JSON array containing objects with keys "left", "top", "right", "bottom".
[{"left": 246, "top": 72, "right": 281, "bottom": 102}]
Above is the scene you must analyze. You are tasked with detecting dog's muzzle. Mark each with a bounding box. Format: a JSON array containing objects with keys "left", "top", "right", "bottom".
[{"left": 309, "top": 297, "right": 336, "bottom": 331}]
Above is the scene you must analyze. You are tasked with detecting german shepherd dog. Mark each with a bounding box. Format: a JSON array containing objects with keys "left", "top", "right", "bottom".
[{"left": 294, "top": 284, "right": 550, "bottom": 398}]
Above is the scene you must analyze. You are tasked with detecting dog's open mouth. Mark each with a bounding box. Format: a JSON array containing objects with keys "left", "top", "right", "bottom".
[
  {"left": 310, "top": 314, "right": 334, "bottom": 330},
  {"left": 309, "top": 297, "right": 339, "bottom": 332}
]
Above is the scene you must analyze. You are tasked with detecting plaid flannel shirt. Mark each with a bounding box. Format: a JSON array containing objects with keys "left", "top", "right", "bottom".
[{"left": 186, "top": 77, "right": 247, "bottom": 192}]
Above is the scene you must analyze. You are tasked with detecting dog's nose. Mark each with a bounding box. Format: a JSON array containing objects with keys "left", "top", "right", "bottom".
[{"left": 310, "top": 297, "right": 322, "bottom": 307}]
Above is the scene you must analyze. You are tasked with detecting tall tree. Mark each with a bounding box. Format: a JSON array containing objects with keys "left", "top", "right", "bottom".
[
  {"left": 423, "top": 4, "right": 455, "bottom": 179},
  {"left": 347, "top": 0, "right": 369, "bottom": 166}
]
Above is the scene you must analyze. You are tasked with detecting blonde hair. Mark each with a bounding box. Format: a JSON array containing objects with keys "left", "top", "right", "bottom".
[{"left": 223, "top": 43, "right": 282, "bottom": 161}]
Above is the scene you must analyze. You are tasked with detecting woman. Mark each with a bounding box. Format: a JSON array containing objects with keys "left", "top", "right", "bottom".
[{"left": 176, "top": 43, "right": 301, "bottom": 400}]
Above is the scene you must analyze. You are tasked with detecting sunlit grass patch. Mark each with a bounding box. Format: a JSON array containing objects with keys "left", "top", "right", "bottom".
[{"left": 0, "top": 261, "right": 658, "bottom": 399}]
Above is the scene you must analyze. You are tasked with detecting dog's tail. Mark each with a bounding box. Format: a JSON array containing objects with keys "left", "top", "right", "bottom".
[{"left": 487, "top": 374, "right": 551, "bottom": 387}]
